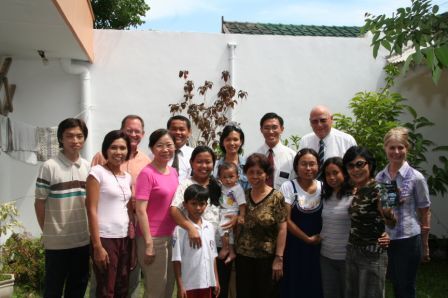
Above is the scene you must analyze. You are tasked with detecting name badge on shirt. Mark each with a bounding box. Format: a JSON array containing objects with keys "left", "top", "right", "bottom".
[{"left": 279, "top": 171, "right": 290, "bottom": 179}]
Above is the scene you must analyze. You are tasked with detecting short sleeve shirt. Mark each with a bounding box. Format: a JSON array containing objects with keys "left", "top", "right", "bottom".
[
  {"left": 236, "top": 189, "right": 287, "bottom": 258},
  {"left": 348, "top": 181, "right": 385, "bottom": 246},
  {"left": 135, "top": 164, "right": 179, "bottom": 237}
]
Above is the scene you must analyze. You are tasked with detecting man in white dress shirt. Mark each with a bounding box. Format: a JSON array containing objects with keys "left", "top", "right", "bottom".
[
  {"left": 299, "top": 105, "right": 356, "bottom": 163},
  {"left": 167, "top": 115, "right": 194, "bottom": 181},
  {"left": 256, "top": 112, "right": 296, "bottom": 190}
]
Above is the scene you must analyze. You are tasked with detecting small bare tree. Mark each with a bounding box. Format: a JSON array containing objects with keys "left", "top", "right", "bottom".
[{"left": 169, "top": 70, "right": 248, "bottom": 149}]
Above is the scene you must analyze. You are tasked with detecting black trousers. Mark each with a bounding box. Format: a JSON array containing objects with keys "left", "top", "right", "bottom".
[
  {"left": 44, "top": 245, "right": 90, "bottom": 298},
  {"left": 235, "top": 254, "right": 279, "bottom": 298}
]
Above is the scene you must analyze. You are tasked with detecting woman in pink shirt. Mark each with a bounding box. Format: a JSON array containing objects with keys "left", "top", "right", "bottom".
[{"left": 135, "top": 129, "right": 179, "bottom": 298}]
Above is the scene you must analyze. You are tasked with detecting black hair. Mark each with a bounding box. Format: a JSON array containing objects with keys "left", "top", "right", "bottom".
[
  {"left": 321, "top": 157, "right": 349, "bottom": 200},
  {"left": 243, "top": 153, "right": 274, "bottom": 177},
  {"left": 293, "top": 148, "right": 319, "bottom": 176},
  {"left": 121, "top": 115, "right": 145, "bottom": 131},
  {"left": 184, "top": 184, "right": 209, "bottom": 203},
  {"left": 167, "top": 115, "right": 191, "bottom": 130},
  {"left": 148, "top": 128, "right": 172, "bottom": 148},
  {"left": 259, "top": 112, "right": 284, "bottom": 128},
  {"left": 217, "top": 161, "right": 239, "bottom": 177},
  {"left": 101, "top": 130, "right": 132, "bottom": 161},
  {"left": 57, "top": 118, "right": 88, "bottom": 148},
  {"left": 219, "top": 124, "right": 245, "bottom": 155},
  {"left": 190, "top": 146, "right": 221, "bottom": 206},
  {"left": 342, "top": 146, "right": 377, "bottom": 178}
]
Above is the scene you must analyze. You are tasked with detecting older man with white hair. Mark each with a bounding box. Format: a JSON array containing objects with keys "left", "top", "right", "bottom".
[{"left": 299, "top": 105, "right": 356, "bottom": 165}]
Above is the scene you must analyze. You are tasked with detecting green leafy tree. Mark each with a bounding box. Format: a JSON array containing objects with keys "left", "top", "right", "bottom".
[
  {"left": 333, "top": 66, "right": 448, "bottom": 196},
  {"left": 362, "top": 0, "right": 448, "bottom": 84},
  {"left": 91, "top": 0, "right": 150, "bottom": 29}
]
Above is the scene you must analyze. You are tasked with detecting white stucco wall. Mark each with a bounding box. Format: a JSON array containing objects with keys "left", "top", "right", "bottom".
[{"left": 1, "top": 30, "right": 447, "bottom": 237}]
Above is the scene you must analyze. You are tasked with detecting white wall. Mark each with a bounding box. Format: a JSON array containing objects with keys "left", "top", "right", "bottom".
[
  {"left": 1, "top": 30, "right": 447, "bottom": 237},
  {"left": 0, "top": 58, "right": 81, "bottom": 237}
]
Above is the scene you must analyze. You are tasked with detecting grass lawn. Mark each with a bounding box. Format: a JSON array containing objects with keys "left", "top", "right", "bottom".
[
  {"left": 385, "top": 257, "right": 448, "bottom": 298},
  {"left": 12, "top": 258, "right": 448, "bottom": 297}
]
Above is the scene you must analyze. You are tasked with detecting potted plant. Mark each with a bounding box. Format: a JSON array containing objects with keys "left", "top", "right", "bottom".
[{"left": 0, "top": 201, "right": 22, "bottom": 297}]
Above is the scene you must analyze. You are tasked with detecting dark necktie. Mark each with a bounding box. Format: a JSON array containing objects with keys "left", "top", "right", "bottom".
[
  {"left": 318, "top": 139, "right": 325, "bottom": 165},
  {"left": 172, "top": 149, "right": 180, "bottom": 172},
  {"left": 267, "top": 149, "right": 274, "bottom": 187},
  {"left": 317, "top": 139, "right": 325, "bottom": 180}
]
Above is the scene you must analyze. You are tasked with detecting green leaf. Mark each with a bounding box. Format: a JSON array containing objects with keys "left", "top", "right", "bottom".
[
  {"left": 423, "top": 48, "right": 436, "bottom": 70},
  {"left": 402, "top": 54, "right": 413, "bottom": 74},
  {"left": 404, "top": 105, "right": 417, "bottom": 118},
  {"left": 381, "top": 39, "right": 392, "bottom": 51},
  {"left": 432, "top": 65, "right": 441, "bottom": 85},
  {"left": 432, "top": 5, "right": 439, "bottom": 14},
  {"left": 434, "top": 46, "right": 448, "bottom": 67},
  {"left": 414, "top": 48, "right": 423, "bottom": 64},
  {"left": 373, "top": 42, "right": 380, "bottom": 58},
  {"left": 433, "top": 146, "right": 448, "bottom": 152}
]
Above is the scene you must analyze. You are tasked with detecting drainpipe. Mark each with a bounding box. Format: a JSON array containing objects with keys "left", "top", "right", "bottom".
[
  {"left": 60, "top": 59, "right": 93, "bottom": 160},
  {"left": 227, "top": 42, "right": 237, "bottom": 121}
]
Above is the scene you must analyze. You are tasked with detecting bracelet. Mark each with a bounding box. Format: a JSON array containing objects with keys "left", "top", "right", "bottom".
[
  {"left": 275, "top": 254, "right": 283, "bottom": 260},
  {"left": 421, "top": 226, "right": 430, "bottom": 232}
]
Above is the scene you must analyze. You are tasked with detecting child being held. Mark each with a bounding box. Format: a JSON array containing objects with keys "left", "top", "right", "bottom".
[
  {"left": 172, "top": 184, "right": 220, "bottom": 298},
  {"left": 217, "top": 161, "right": 247, "bottom": 264}
]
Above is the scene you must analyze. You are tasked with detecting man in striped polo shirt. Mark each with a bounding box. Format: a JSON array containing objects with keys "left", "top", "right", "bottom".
[{"left": 35, "top": 118, "right": 90, "bottom": 298}]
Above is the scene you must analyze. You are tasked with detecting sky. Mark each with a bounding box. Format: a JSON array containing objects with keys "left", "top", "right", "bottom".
[{"left": 139, "top": 0, "right": 448, "bottom": 33}]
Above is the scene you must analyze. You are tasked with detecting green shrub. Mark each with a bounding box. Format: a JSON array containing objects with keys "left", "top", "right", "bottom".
[
  {"left": 334, "top": 88, "right": 448, "bottom": 196},
  {"left": 0, "top": 233, "right": 45, "bottom": 294}
]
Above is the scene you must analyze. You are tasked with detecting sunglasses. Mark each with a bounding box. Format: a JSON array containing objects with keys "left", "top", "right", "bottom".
[{"left": 347, "top": 160, "right": 368, "bottom": 170}]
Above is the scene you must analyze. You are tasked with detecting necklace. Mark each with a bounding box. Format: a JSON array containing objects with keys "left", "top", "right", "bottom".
[{"left": 105, "top": 164, "right": 128, "bottom": 208}]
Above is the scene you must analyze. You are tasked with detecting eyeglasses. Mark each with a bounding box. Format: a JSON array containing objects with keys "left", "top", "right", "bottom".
[
  {"left": 309, "top": 118, "right": 329, "bottom": 125},
  {"left": 262, "top": 125, "right": 280, "bottom": 132},
  {"left": 125, "top": 129, "right": 143, "bottom": 135},
  {"left": 347, "top": 160, "right": 368, "bottom": 170}
]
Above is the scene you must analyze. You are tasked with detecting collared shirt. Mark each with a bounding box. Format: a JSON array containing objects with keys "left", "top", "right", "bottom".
[
  {"left": 256, "top": 142, "right": 296, "bottom": 190},
  {"left": 168, "top": 144, "right": 194, "bottom": 182},
  {"left": 171, "top": 178, "right": 221, "bottom": 245},
  {"left": 91, "top": 149, "right": 151, "bottom": 196},
  {"left": 376, "top": 161, "right": 431, "bottom": 240},
  {"left": 35, "top": 151, "right": 90, "bottom": 249},
  {"left": 172, "top": 218, "right": 218, "bottom": 291},
  {"left": 150, "top": 144, "right": 193, "bottom": 182},
  {"left": 299, "top": 128, "right": 357, "bottom": 161}
]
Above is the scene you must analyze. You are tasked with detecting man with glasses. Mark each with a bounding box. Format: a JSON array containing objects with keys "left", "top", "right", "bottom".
[
  {"left": 299, "top": 105, "right": 356, "bottom": 164},
  {"left": 90, "top": 114, "right": 151, "bottom": 298},
  {"left": 256, "top": 112, "right": 296, "bottom": 190}
]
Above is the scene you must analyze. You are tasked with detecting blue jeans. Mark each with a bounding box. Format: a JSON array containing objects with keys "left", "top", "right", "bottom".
[
  {"left": 345, "top": 245, "right": 387, "bottom": 298},
  {"left": 320, "top": 255, "right": 345, "bottom": 298},
  {"left": 44, "top": 245, "right": 90, "bottom": 298},
  {"left": 388, "top": 234, "right": 422, "bottom": 298}
]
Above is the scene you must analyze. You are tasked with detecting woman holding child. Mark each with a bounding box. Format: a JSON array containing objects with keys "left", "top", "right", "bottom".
[
  {"left": 236, "top": 153, "right": 287, "bottom": 298},
  {"left": 135, "top": 129, "right": 179, "bottom": 298},
  {"left": 214, "top": 124, "right": 249, "bottom": 190}
]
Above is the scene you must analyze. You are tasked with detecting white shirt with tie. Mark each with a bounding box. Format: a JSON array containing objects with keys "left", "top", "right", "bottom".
[
  {"left": 299, "top": 128, "right": 357, "bottom": 161},
  {"left": 256, "top": 142, "right": 296, "bottom": 190}
]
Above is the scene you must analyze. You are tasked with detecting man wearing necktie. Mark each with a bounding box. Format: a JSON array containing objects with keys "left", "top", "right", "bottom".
[
  {"left": 167, "top": 115, "right": 194, "bottom": 181},
  {"left": 256, "top": 112, "right": 296, "bottom": 190},
  {"left": 299, "top": 105, "right": 357, "bottom": 167}
]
